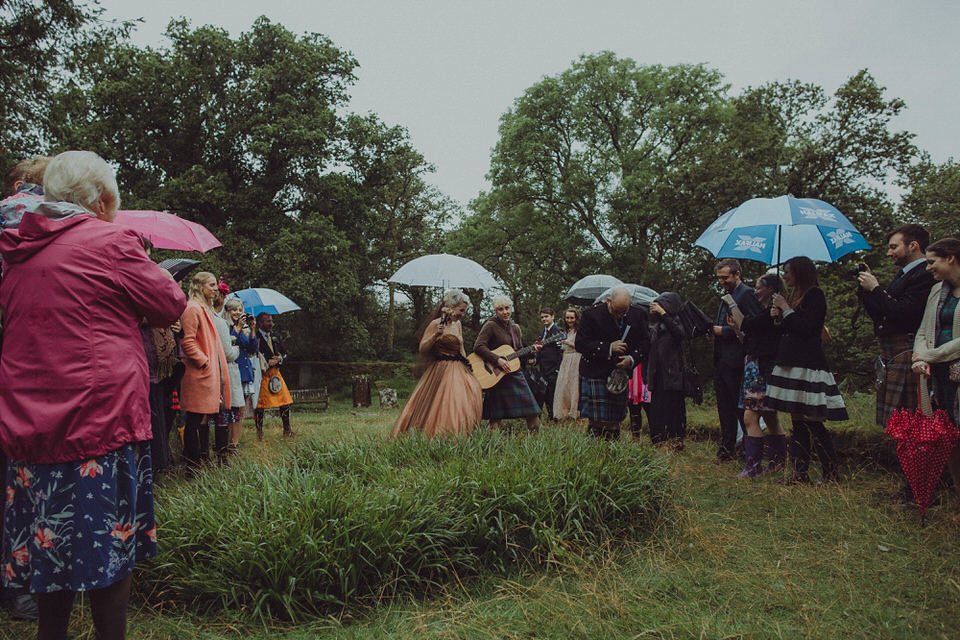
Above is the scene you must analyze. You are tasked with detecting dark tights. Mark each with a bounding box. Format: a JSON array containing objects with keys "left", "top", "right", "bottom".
[
  {"left": 790, "top": 419, "right": 838, "bottom": 479},
  {"left": 181, "top": 411, "right": 209, "bottom": 467},
  {"left": 37, "top": 574, "right": 131, "bottom": 640}
]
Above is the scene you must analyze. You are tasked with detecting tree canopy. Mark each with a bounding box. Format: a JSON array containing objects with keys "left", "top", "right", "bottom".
[
  {"left": 0, "top": 15, "right": 933, "bottom": 375},
  {"left": 41, "top": 17, "right": 451, "bottom": 359}
]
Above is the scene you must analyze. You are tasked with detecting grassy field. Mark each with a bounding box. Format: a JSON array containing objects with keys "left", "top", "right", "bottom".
[{"left": 3, "top": 396, "right": 960, "bottom": 639}]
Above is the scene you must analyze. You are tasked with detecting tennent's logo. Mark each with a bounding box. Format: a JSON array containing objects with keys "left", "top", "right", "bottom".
[
  {"left": 798, "top": 206, "right": 837, "bottom": 222},
  {"left": 735, "top": 235, "right": 767, "bottom": 254},
  {"left": 827, "top": 228, "right": 854, "bottom": 249}
]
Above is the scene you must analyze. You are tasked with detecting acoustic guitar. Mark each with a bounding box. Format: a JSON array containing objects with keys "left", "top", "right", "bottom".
[{"left": 467, "top": 333, "right": 566, "bottom": 390}]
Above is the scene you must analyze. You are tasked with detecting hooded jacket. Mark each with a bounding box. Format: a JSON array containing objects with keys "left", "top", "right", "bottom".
[
  {"left": 0, "top": 204, "right": 186, "bottom": 463},
  {"left": 645, "top": 292, "right": 686, "bottom": 392}
]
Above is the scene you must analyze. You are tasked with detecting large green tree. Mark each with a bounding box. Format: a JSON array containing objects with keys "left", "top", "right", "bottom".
[
  {"left": 898, "top": 155, "right": 960, "bottom": 240},
  {"left": 44, "top": 17, "right": 447, "bottom": 360},
  {"left": 0, "top": 0, "right": 130, "bottom": 168},
  {"left": 456, "top": 57, "right": 918, "bottom": 381},
  {"left": 463, "top": 53, "right": 728, "bottom": 292}
]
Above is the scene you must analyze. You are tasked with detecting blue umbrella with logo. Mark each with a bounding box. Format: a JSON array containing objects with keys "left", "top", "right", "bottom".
[
  {"left": 230, "top": 288, "right": 301, "bottom": 316},
  {"left": 694, "top": 195, "right": 871, "bottom": 265}
]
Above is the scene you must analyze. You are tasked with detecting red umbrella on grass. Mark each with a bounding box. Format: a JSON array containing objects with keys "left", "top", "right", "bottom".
[{"left": 885, "top": 377, "right": 960, "bottom": 524}]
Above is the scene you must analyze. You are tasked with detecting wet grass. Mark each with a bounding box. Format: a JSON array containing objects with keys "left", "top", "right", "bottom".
[{"left": 3, "top": 398, "right": 959, "bottom": 639}]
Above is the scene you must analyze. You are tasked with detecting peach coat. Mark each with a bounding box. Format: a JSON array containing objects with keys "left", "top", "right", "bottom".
[{"left": 179, "top": 299, "right": 230, "bottom": 413}]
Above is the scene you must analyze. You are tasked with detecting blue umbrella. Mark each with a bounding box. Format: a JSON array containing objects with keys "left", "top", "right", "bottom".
[
  {"left": 694, "top": 195, "right": 871, "bottom": 265},
  {"left": 230, "top": 288, "right": 301, "bottom": 316}
]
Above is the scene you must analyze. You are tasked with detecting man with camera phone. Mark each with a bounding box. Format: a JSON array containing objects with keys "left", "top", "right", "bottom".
[
  {"left": 858, "top": 224, "right": 935, "bottom": 423},
  {"left": 857, "top": 224, "right": 935, "bottom": 499}
]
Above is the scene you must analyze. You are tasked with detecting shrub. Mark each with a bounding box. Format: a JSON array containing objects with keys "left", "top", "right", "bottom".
[{"left": 140, "top": 428, "right": 672, "bottom": 621}]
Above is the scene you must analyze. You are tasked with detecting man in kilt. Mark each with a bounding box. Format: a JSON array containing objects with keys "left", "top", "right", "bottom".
[
  {"left": 857, "top": 224, "right": 935, "bottom": 500},
  {"left": 576, "top": 287, "right": 650, "bottom": 439}
]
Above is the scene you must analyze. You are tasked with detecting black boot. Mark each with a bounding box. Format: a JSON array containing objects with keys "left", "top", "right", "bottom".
[
  {"left": 280, "top": 405, "right": 297, "bottom": 437},
  {"left": 810, "top": 421, "right": 839, "bottom": 485},
  {"left": 254, "top": 409, "right": 264, "bottom": 441},
  {"left": 760, "top": 434, "right": 787, "bottom": 475},
  {"left": 780, "top": 422, "right": 811, "bottom": 485},
  {"left": 214, "top": 424, "right": 229, "bottom": 465}
]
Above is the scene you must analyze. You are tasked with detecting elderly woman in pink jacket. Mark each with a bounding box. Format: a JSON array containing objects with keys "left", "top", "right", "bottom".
[
  {"left": 179, "top": 271, "right": 230, "bottom": 472},
  {"left": 0, "top": 151, "right": 185, "bottom": 640}
]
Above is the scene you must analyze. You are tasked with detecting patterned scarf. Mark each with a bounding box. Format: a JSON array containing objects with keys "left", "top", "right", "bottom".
[{"left": 152, "top": 327, "right": 178, "bottom": 381}]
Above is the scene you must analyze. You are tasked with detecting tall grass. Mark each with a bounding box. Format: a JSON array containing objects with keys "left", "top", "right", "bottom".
[{"left": 139, "top": 428, "right": 671, "bottom": 622}]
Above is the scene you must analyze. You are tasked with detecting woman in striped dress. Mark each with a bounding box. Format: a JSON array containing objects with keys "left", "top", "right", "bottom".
[{"left": 766, "top": 256, "right": 849, "bottom": 485}]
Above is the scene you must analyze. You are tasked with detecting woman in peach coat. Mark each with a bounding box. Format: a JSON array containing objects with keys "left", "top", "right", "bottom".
[{"left": 179, "top": 271, "right": 230, "bottom": 470}]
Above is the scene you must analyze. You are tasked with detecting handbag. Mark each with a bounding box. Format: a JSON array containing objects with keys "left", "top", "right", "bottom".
[
  {"left": 606, "top": 368, "right": 629, "bottom": 394},
  {"left": 268, "top": 374, "right": 283, "bottom": 394},
  {"left": 682, "top": 339, "right": 703, "bottom": 405},
  {"left": 682, "top": 365, "right": 703, "bottom": 405},
  {"left": 950, "top": 360, "right": 960, "bottom": 383}
]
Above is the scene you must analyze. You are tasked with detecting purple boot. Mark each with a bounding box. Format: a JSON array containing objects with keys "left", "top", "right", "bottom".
[{"left": 735, "top": 436, "right": 764, "bottom": 478}]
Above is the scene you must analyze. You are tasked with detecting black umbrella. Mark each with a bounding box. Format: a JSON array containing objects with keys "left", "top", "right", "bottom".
[{"left": 156, "top": 258, "right": 201, "bottom": 282}]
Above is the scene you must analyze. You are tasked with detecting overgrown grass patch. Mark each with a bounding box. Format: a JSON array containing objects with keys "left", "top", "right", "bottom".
[{"left": 140, "top": 428, "right": 672, "bottom": 622}]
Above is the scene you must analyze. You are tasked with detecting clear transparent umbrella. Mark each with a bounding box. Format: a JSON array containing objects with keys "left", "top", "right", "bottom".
[
  {"left": 564, "top": 274, "right": 623, "bottom": 304},
  {"left": 388, "top": 253, "right": 499, "bottom": 289}
]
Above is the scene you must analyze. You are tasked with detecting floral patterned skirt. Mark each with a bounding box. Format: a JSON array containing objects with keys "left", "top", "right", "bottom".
[{"left": 2, "top": 441, "right": 157, "bottom": 593}]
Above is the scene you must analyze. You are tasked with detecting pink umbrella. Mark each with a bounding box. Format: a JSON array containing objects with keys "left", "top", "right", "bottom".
[{"left": 113, "top": 210, "right": 221, "bottom": 253}]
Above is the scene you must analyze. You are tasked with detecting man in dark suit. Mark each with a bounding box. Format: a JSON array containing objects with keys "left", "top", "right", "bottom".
[
  {"left": 857, "top": 224, "right": 936, "bottom": 503},
  {"left": 576, "top": 287, "right": 650, "bottom": 439},
  {"left": 858, "top": 224, "right": 935, "bottom": 426},
  {"left": 534, "top": 307, "right": 565, "bottom": 420},
  {"left": 712, "top": 258, "right": 763, "bottom": 463}
]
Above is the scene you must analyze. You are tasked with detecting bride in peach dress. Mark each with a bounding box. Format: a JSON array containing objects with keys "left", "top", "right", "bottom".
[{"left": 391, "top": 289, "right": 482, "bottom": 438}]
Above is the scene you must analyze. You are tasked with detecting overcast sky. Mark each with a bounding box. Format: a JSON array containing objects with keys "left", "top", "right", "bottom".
[{"left": 96, "top": 0, "right": 958, "bottom": 208}]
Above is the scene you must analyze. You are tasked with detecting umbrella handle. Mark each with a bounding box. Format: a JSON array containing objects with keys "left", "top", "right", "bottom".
[{"left": 918, "top": 375, "right": 933, "bottom": 417}]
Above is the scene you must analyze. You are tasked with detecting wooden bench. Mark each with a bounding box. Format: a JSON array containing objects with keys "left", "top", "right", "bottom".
[{"left": 289, "top": 387, "right": 329, "bottom": 410}]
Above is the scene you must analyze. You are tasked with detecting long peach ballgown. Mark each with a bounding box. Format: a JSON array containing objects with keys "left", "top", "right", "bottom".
[
  {"left": 552, "top": 329, "right": 581, "bottom": 419},
  {"left": 391, "top": 319, "right": 482, "bottom": 438}
]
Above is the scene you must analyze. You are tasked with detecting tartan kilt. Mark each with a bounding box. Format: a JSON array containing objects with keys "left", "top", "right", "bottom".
[
  {"left": 876, "top": 333, "right": 918, "bottom": 427},
  {"left": 482, "top": 371, "right": 540, "bottom": 419},
  {"left": 580, "top": 376, "right": 629, "bottom": 424}
]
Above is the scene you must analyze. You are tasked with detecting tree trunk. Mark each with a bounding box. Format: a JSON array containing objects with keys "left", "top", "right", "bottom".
[{"left": 386, "top": 281, "right": 396, "bottom": 351}]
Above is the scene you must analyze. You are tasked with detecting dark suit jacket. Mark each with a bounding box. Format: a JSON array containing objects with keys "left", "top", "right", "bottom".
[
  {"left": 715, "top": 281, "right": 763, "bottom": 368},
  {"left": 858, "top": 264, "right": 936, "bottom": 337},
  {"left": 576, "top": 303, "right": 650, "bottom": 379},
  {"left": 258, "top": 330, "right": 287, "bottom": 367},
  {"left": 534, "top": 323, "right": 565, "bottom": 376}
]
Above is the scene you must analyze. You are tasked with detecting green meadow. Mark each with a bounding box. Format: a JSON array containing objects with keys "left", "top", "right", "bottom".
[{"left": 3, "top": 394, "right": 959, "bottom": 639}]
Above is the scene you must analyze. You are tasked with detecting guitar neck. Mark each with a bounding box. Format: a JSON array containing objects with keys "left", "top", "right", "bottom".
[{"left": 504, "top": 333, "right": 564, "bottom": 361}]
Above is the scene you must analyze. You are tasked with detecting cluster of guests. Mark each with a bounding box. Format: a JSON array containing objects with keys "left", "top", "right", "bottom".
[
  {"left": 3, "top": 151, "right": 958, "bottom": 639},
  {"left": 393, "top": 226, "right": 960, "bottom": 511},
  {"left": 0, "top": 151, "right": 298, "bottom": 636}
]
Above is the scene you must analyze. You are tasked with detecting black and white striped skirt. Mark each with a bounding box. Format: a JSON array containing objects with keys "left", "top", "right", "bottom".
[{"left": 765, "top": 365, "right": 849, "bottom": 421}]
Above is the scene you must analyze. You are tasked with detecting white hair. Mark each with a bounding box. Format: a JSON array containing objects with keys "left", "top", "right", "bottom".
[
  {"left": 43, "top": 151, "right": 120, "bottom": 211},
  {"left": 492, "top": 294, "right": 513, "bottom": 310},
  {"left": 442, "top": 288, "right": 468, "bottom": 309}
]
